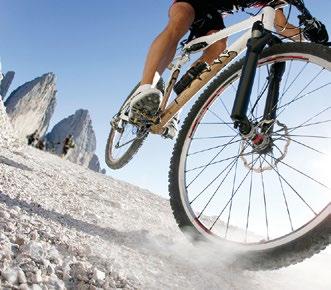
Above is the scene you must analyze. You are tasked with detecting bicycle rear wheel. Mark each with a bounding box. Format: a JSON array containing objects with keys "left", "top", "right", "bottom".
[
  {"left": 105, "top": 79, "right": 164, "bottom": 170},
  {"left": 169, "top": 43, "right": 331, "bottom": 269}
]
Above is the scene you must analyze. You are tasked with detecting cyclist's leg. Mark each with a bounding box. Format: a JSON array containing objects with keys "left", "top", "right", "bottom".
[
  {"left": 190, "top": 5, "right": 228, "bottom": 65},
  {"left": 141, "top": 2, "right": 195, "bottom": 85},
  {"left": 199, "top": 30, "right": 227, "bottom": 64}
]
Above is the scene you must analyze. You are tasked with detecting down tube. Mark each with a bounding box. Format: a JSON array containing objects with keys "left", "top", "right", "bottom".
[{"left": 151, "top": 31, "right": 251, "bottom": 135}]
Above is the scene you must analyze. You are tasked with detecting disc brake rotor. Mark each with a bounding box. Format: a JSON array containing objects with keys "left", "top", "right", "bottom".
[{"left": 240, "top": 120, "right": 291, "bottom": 173}]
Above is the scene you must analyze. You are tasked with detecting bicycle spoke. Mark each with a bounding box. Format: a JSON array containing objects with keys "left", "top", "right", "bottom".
[
  {"left": 180, "top": 52, "right": 331, "bottom": 246},
  {"left": 281, "top": 134, "right": 331, "bottom": 139},
  {"left": 186, "top": 135, "right": 240, "bottom": 187},
  {"left": 272, "top": 152, "right": 294, "bottom": 232},
  {"left": 251, "top": 77, "right": 269, "bottom": 120},
  {"left": 191, "top": 158, "right": 238, "bottom": 206},
  {"left": 220, "top": 98, "right": 231, "bottom": 118},
  {"left": 245, "top": 153, "right": 254, "bottom": 242},
  {"left": 274, "top": 107, "right": 331, "bottom": 139},
  {"left": 281, "top": 62, "right": 308, "bottom": 97},
  {"left": 276, "top": 135, "right": 326, "bottom": 155},
  {"left": 280, "top": 60, "right": 293, "bottom": 105},
  {"left": 199, "top": 122, "right": 234, "bottom": 125},
  {"left": 188, "top": 139, "right": 241, "bottom": 156},
  {"left": 269, "top": 156, "right": 317, "bottom": 216},
  {"left": 267, "top": 152, "right": 329, "bottom": 189},
  {"left": 192, "top": 135, "right": 238, "bottom": 140},
  {"left": 195, "top": 157, "right": 239, "bottom": 216},
  {"left": 260, "top": 155, "right": 317, "bottom": 215},
  {"left": 276, "top": 79, "right": 330, "bottom": 118},
  {"left": 208, "top": 108, "right": 237, "bottom": 134},
  {"left": 209, "top": 156, "right": 260, "bottom": 231},
  {"left": 257, "top": 69, "right": 327, "bottom": 123},
  {"left": 186, "top": 147, "right": 253, "bottom": 173},
  {"left": 225, "top": 146, "right": 241, "bottom": 238},
  {"left": 259, "top": 158, "right": 270, "bottom": 241},
  {"left": 116, "top": 136, "right": 136, "bottom": 148},
  {"left": 256, "top": 63, "right": 316, "bottom": 122},
  {"left": 282, "top": 119, "right": 331, "bottom": 132}
]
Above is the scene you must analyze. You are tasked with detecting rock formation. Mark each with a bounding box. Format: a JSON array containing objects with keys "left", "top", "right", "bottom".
[
  {"left": 88, "top": 154, "right": 101, "bottom": 172},
  {"left": 0, "top": 71, "right": 15, "bottom": 100},
  {"left": 46, "top": 109, "right": 97, "bottom": 168},
  {"left": 4, "top": 73, "right": 57, "bottom": 140},
  {"left": 88, "top": 154, "right": 106, "bottom": 174},
  {"left": 0, "top": 98, "right": 17, "bottom": 148}
]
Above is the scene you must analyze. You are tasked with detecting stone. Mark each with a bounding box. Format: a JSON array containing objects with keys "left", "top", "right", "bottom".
[
  {"left": 104, "top": 276, "right": 117, "bottom": 288},
  {"left": 20, "top": 241, "right": 45, "bottom": 263},
  {"left": 92, "top": 268, "right": 106, "bottom": 282},
  {"left": 5, "top": 73, "right": 57, "bottom": 140},
  {"left": 46, "top": 264, "right": 54, "bottom": 275},
  {"left": 48, "top": 274, "right": 65, "bottom": 290},
  {"left": 0, "top": 210, "right": 10, "bottom": 219},
  {"left": 31, "top": 284, "right": 43, "bottom": 290},
  {"left": 2, "top": 268, "right": 19, "bottom": 284},
  {"left": 30, "top": 230, "right": 39, "bottom": 241},
  {"left": 19, "top": 260, "right": 37, "bottom": 273},
  {"left": 15, "top": 236, "right": 26, "bottom": 246},
  {"left": 11, "top": 206, "right": 21, "bottom": 213},
  {"left": 32, "top": 269, "right": 42, "bottom": 284},
  {"left": 17, "top": 268, "right": 27, "bottom": 284},
  {"left": 47, "top": 247, "right": 62, "bottom": 265},
  {"left": 70, "top": 262, "right": 89, "bottom": 282}
]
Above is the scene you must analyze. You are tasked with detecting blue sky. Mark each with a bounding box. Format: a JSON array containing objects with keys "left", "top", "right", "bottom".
[{"left": 0, "top": 0, "right": 330, "bottom": 197}]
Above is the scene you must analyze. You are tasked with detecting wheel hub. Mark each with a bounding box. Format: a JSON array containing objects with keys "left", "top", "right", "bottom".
[
  {"left": 240, "top": 120, "right": 291, "bottom": 173},
  {"left": 252, "top": 133, "right": 272, "bottom": 154}
]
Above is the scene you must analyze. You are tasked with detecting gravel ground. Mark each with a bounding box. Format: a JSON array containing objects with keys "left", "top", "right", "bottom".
[{"left": 0, "top": 100, "right": 330, "bottom": 289}]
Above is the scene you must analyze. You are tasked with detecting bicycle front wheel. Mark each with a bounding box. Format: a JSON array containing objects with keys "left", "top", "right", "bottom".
[{"left": 169, "top": 43, "right": 331, "bottom": 269}]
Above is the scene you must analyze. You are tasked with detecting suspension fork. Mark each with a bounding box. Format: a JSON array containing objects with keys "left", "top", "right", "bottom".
[
  {"left": 261, "top": 61, "right": 286, "bottom": 133},
  {"left": 231, "top": 21, "right": 275, "bottom": 135}
]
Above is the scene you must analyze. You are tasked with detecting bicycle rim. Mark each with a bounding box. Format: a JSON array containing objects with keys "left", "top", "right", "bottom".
[{"left": 176, "top": 45, "right": 331, "bottom": 251}]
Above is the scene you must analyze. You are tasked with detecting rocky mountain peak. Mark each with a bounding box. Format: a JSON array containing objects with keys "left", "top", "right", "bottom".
[{"left": 4, "top": 73, "right": 57, "bottom": 140}]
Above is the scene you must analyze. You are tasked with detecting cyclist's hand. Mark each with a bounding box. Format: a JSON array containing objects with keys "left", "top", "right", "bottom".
[{"left": 299, "top": 16, "right": 329, "bottom": 44}]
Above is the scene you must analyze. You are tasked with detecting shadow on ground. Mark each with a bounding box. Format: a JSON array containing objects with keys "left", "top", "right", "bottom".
[
  {"left": 0, "top": 155, "right": 33, "bottom": 171},
  {"left": 0, "top": 191, "right": 150, "bottom": 250}
]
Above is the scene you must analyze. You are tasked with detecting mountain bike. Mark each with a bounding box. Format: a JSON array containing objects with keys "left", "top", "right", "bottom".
[{"left": 106, "top": 1, "right": 331, "bottom": 269}]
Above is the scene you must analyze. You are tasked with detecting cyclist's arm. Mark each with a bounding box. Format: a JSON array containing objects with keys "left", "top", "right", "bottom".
[
  {"left": 274, "top": 9, "right": 302, "bottom": 41},
  {"left": 277, "top": 0, "right": 329, "bottom": 44}
]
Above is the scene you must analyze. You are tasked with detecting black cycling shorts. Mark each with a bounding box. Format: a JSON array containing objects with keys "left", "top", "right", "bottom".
[
  {"left": 173, "top": 0, "right": 271, "bottom": 38},
  {"left": 174, "top": 0, "right": 228, "bottom": 38}
]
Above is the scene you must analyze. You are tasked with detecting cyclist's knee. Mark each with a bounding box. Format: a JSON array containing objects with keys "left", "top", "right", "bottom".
[{"left": 166, "top": 2, "right": 195, "bottom": 39}]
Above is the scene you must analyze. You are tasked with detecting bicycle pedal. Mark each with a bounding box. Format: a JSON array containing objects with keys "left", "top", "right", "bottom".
[{"left": 129, "top": 109, "right": 158, "bottom": 127}]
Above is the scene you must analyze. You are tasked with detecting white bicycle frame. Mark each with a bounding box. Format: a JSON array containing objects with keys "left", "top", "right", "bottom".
[
  {"left": 120, "top": 5, "right": 282, "bottom": 135},
  {"left": 184, "top": 6, "right": 276, "bottom": 55}
]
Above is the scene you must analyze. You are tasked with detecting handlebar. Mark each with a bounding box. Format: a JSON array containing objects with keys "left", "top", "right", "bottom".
[{"left": 287, "top": 0, "right": 329, "bottom": 44}]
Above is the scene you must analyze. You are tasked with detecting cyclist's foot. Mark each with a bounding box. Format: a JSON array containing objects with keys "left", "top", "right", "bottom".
[
  {"left": 163, "top": 117, "right": 179, "bottom": 139},
  {"left": 130, "top": 84, "right": 163, "bottom": 118}
]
